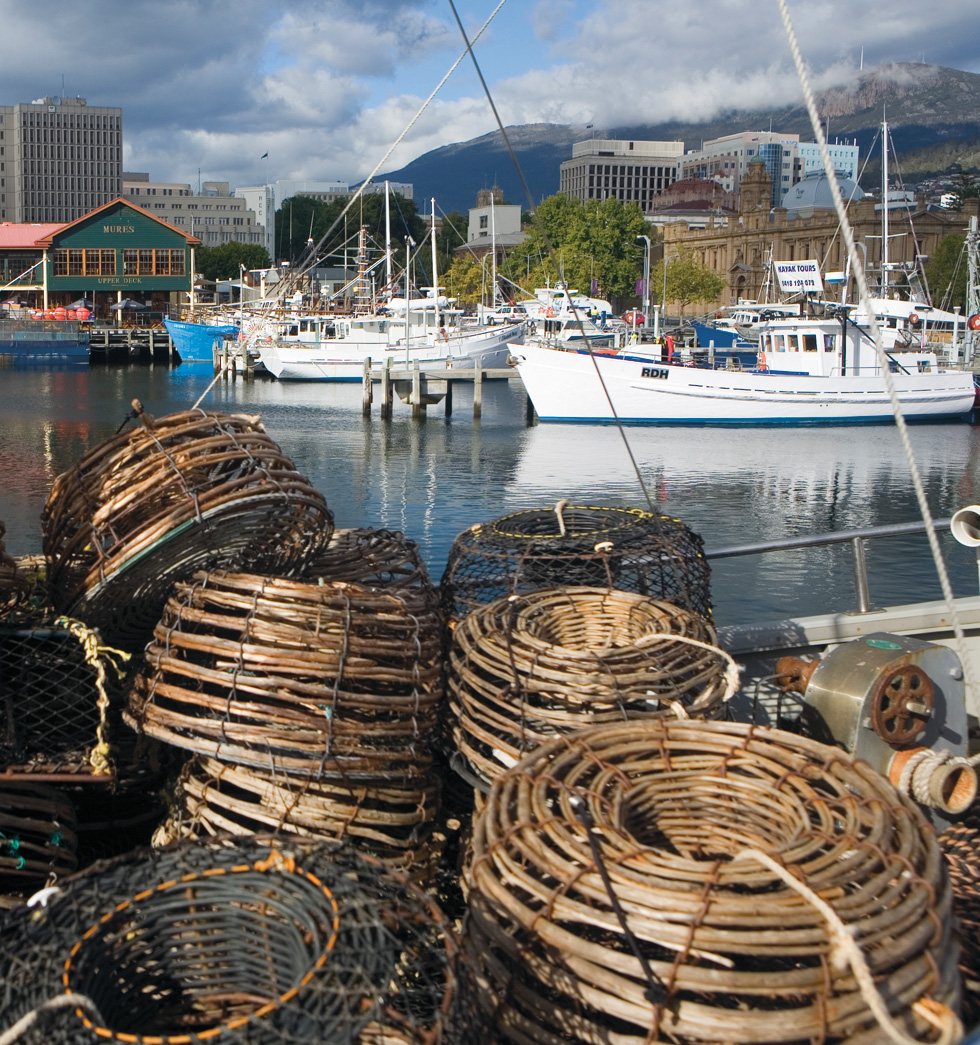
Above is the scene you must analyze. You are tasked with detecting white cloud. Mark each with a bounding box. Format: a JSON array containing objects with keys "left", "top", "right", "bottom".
[{"left": 1, "top": 0, "right": 978, "bottom": 191}]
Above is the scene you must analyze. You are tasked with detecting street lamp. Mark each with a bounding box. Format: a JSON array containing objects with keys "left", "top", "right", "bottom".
[
  {"left": 636, "top": 235, "right": 651, "bottom": 330},
  {"left": 660, "top": 253, "right": 680, "bottom": 340}
]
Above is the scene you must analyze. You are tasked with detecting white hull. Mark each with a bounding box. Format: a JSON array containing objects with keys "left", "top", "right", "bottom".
[
  {"left": 262, "top": 323, "right": 524, "bottom": 381},
  {"left": 514, "top": 343, "right": 977, "bottom": 425}
]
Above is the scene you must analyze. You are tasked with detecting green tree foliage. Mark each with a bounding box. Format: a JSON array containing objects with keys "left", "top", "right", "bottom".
[
  {"left": 498, "top": 193, "right": 654, "bottom": 300},
  {"left": 443, "top": 255, "right": 490, "bottom": 307},
  {"left": 275, "top": 193, "right": 428, "bottom": 287},
  {"left": 924, "top": 233, "right": 968, "bottom": 310},
  {"left": 654, "top": 252, "right": 726, "bottom": 313},
  {"left": 195, "top": 241, "right": 271, "bottom": 281}
]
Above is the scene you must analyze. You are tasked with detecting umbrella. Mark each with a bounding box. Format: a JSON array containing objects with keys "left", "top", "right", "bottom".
[
  {"left": 69, "top": 298, "right": 94, "bottom": 310},
  {"left": 110, "top": 299, "right": 150, "bottom": 310}
]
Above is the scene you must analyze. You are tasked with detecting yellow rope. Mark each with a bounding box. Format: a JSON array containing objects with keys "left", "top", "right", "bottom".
[{"left": 55, "top": 617, "right": 131, "bottom": 776}]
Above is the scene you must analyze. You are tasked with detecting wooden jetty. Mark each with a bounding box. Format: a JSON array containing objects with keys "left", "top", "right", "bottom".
[{"left": 360, "top": 358, "right": 533, "bottom": 422}]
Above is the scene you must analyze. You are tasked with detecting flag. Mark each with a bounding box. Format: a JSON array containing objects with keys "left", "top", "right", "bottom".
[{"left": 260, "top": 152, "right": 268, "bottom": 159}]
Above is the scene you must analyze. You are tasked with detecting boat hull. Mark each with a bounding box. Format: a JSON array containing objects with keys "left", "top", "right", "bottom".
[
  {"left": 0, "top": 318, "right": 88, "bottom": 361},
  {"left": 514, "top": 343, "right": 977, "bottom": 425},
  {"left": 262, "top": 323, "right": 525, "bottom": 381},
  {"left": 164, "top": 318, "right": 239, "bottom": 364}
]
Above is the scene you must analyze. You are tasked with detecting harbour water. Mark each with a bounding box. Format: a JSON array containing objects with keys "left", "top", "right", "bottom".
[{"left": 3, "top": 360, "right": 980, "bottom": 628}]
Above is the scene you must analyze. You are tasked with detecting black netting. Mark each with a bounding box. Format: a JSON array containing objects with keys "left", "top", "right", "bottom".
[{"left": 441, "top": 504, "right": 712, "bottom": 622}]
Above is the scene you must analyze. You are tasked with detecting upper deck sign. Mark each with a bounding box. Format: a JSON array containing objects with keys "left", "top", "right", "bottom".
[{"left": 773, "top": 260, "right": 823, "bottom": 293}]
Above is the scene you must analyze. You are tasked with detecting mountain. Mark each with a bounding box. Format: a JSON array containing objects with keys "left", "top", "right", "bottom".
[{"left": 378, "top": 63, "right": 980, "bottom": 212}]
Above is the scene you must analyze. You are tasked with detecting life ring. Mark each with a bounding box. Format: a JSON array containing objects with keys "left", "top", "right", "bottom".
[
  {"left": 757, "top": 351, "right": 768, "bottom": 371},
  {"left": 908, "top": 312, "right": 922, "bottom": 328},
  {"left": 546, "top": 306, "right": 556, "bottom": 319},
  {"left": 969, "top": 314, "right": 980, "bottom": 331}
]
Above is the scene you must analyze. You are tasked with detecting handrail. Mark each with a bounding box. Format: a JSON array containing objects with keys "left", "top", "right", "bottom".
[{"left": 705, "top": 518, "right": 952, "bottom": 614}]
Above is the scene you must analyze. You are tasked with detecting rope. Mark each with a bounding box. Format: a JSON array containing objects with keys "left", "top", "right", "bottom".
[
  {"left": 896, "top": 746, "right": 980, "bottom": 810},
  {"left": 55, "top": 617, "right": 131, "bottom": 775},
  {"left": 0, "top": 993, "right": 104, "bottom": 1045},
  {"left": 776, "top": 0, "right": 979, "bottom": 713},
  {"left": 735, "top": 847, "right": 963, "bottom": 1045}
]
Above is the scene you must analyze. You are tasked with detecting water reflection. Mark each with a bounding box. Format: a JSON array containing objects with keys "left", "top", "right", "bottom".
[{"left": 2, "top": 364, "right": 979, "bottom": 628}]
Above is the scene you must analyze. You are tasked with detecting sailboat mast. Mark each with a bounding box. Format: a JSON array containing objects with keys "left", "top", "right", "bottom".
[
  {"left": 491, "top": 193, "right": 497, "bottom": 307},
  {"left": 881, "top": 119, "right": 890, "bottom": 297},
  {"left": 431, "top": 197, "right": 441, "bottom": 333},
  {"left": 384, "top": 181, "right": 392, "bottom": 297}
]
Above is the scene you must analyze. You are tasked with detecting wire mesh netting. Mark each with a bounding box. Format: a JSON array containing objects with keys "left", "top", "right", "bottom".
[
  {"left": 447, "top": 586, "right": 736, "bottom": 787},
  {"left": 460, "top": 719, "right": 960, "bottom": 1045},
  {"left": 0, "top": 624, "right": 112, "bottom": 773},
  {"left": 0, "top": 837, "right": 458, "bottom": 1044},
  {"left": 440, "top": 504, "right": 713, "bottom": 623},
  {"left": 41, "top": 403, "right": 335, "bottom": 651}
]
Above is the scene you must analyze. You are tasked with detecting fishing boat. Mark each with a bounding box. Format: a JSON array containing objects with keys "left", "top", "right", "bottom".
[
  {"left": 163, "top": 316, "right": 240, "bottom": 364},
  {"left": 511, "top": 309, "right": 977, "bottom": 424},
  {"left": 257, "top": 297, "right": 525, "bottom": 381}
]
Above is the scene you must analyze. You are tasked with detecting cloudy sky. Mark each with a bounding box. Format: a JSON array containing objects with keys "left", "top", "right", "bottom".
[{"left": 2, "top": 0, "right": 978, "bottom": 192}]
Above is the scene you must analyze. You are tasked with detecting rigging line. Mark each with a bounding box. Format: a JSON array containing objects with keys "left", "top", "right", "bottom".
[
  {"left": 281, "top": 1, "right": 508, "bottom": 294},
  {"left": 776, "top": 0, "right": 976, "bottom": 700},
  {"left": 446, "top": 0, "right": 657, "bottom": 515}
]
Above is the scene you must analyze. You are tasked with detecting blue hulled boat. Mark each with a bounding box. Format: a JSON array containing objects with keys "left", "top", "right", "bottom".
[{"left": 164, "top": 317, "right": 239, "bottom": 364}]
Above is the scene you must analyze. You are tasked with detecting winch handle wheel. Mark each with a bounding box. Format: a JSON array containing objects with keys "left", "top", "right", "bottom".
[{"left": 869, "top": 665, "right": 934, "bottom": 745}]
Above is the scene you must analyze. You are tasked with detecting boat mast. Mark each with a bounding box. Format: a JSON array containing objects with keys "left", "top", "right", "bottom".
[
  {"left": 384, "top": 181, "right": 392, "bottom": 299},
  {"left": 966, "top": 215, "right": 980, "bottom": 365},
  {"left": 431, "top": 197, "right": 441, "bottom": 334},
  {"left": 491, "top": 193, "right": 497, "bottom": 308},
  {"left": 881, "top": 118, "right": 890, "bottom": 297}
]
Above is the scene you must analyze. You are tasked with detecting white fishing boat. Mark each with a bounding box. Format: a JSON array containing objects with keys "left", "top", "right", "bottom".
[{"left": 511, "top": 310, "right": 977, "bottom": 424}]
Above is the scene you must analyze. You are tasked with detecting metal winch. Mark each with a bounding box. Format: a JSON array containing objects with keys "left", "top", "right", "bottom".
[{"left": 776, "top": 632, "right": 976, "bottom": 819}]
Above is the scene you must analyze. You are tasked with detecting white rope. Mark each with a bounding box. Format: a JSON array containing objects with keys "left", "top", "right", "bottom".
[
  {"left": 0, "top": 994, "right": 104, "bottom": 1045},
  {"left": 776, "top": 0, "right": 978, "bottom": 707},
  {"left": 896, "top": 746, "right": 980, "bottom": 810},
  {"left": 736, "top": 848, "right": 963, "bottom": 1045}
]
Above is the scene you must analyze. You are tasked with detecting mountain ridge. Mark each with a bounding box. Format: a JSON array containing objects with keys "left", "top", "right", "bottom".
[{"left": 377, "top": 63, "right": 980, "bottom": 212}]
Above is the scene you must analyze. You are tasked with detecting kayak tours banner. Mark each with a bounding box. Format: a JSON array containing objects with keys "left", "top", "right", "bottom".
[{"left": 773, "top": 260, "right": 824, "bottom": 294}]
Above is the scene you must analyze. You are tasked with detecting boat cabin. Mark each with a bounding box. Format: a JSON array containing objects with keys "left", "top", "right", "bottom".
[{"left": 757, "top": 316, "right": 942, "bottom": 378}]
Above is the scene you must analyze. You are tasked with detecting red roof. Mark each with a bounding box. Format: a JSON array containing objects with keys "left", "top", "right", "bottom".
[{"left": 0, "top": 222, "right": 63, "bottom": 248}]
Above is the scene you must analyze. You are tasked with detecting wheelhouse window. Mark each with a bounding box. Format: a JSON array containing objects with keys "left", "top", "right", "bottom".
[{"left": 802, "top": 334, "right": 818, "bottom": 352}]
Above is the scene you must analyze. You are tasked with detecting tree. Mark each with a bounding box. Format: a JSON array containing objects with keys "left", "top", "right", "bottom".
[
  {"left": 924, "top": 233, "right": 968, "bottom": 310},
  {"left": 443, "top": 255, "right": 490, "bottom": 307},
  {"left": 195, "top": 241, "right": 271, "bottom": 282},
  {"left": 498, "top": 192, "right": 655, "bottom": 302},
  {"left": 654, "top": 252, "right": 726, "bottom": 314}
]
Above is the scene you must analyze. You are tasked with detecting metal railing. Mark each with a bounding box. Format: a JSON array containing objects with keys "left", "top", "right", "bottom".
[{"left": 705, "top": 518, "right": 953, "bottom": 614}]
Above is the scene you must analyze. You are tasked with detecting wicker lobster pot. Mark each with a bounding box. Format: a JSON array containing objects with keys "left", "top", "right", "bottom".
[
  {"left": 42, "top": 403, "right": 334, "bottom": 650},
  {"left": 157, "top": 755, "right": 445, "bottom": 883},
  {"left": 460, "top": 720, "right": 960, "bottom": 1045},
  {"left": 127, "top": 570, "right": 444, "bottom": 780},
  {"left": 441, "top": 504, "right": 712, "bottom": 623},
  {"left": 303, "top": 526, "right": 436, "bottom": 595},
  {"left": 0, "top": 838, "right": 458, "bottom": 1045},
  {"left": 448, "top": 586, "right": 736, "bottom": 787}
]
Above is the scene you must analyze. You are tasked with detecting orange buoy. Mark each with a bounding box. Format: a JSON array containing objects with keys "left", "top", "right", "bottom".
[{"left": 968, "top": 314, "right": 980, "bottom": 331}]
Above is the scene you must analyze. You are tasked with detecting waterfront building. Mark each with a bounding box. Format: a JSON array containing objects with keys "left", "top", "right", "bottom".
[
  {"left": 0, "top": 197, "right": 199, "bottom": 313},
  {"left": 0, "top": 96, "right": 122, "bottom": 224},
  {"left": 559, "top": 139, "right": 684, "bottom": 210},
  {"left": 662, "top": 159, "right": 979, "bottom": 311},
  {"left": 124, "top": 175, "right": 264, "bottom": 249}
]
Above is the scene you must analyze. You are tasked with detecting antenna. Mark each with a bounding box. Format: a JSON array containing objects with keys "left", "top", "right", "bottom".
[{"left": 859, "top": 47, "right": 864, "bottom": 70}]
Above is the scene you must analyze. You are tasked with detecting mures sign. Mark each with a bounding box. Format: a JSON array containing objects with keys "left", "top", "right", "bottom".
[{"left": 773, "top": 260, "right": 823, "bottom": 294}]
